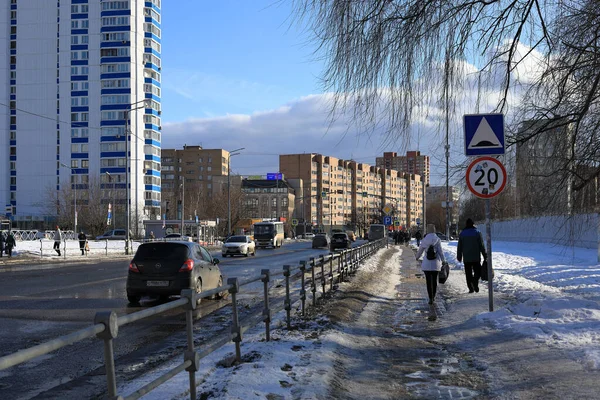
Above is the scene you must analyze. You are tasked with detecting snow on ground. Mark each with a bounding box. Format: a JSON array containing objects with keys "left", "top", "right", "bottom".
[{"left": 6, "top": 238, "right": 600, "bottom": 397}]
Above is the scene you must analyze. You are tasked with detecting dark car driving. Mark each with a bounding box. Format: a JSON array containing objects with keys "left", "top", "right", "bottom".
[
  {"left": 311, "top": 233, "right": 330, "bottom": 249},
  {"left": 126, "top": 241, "right": 226, "bottom": 304},
  {"left": 330, "top": 232, "right": 352, "bottom": 251}
]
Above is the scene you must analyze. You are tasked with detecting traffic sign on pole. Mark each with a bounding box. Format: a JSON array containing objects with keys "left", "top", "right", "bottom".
[
  {"left": 466, "top": 157, "right": 507, "bottom": 199},
  {"left": 464, "top": 114, "right": 505, "bottom": 156},
  {"left": 383, "top": 216, "right": 392, "bottom": 226},
  {"left": 291, "top": 218, "right": 298, "bottom": 226}
]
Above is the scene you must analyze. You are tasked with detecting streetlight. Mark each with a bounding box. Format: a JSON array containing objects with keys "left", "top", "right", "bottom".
[
  {"left": 105, "top": 172, "right": 115, "bottom": 229},
  {"left": 227, "top": 148, "right": 245, "bottom": 236},
  {"left": 59, "top": 162, "right": 77, "bottom": 236},
  {"left": 122, "top": 99, "right": 148, "bottom": 254},
  {"left": 179, "top": 178, "right": 185, "bottom": 235}
]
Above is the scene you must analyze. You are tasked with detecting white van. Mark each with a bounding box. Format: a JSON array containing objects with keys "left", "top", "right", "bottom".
[{"left": 367, "top": 224, "right": 386, "bottom": 242}]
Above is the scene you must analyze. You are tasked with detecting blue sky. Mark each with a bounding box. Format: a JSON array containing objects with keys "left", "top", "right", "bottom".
[
  {"left": 160, "top": 1, "right": 321, "bottom": 120},
  {"left": 156, "top": 1, "right": 521, "bottom": 186}
]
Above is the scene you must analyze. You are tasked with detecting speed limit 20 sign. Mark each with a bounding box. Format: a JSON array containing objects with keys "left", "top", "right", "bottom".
[{"left": 466, "top": 156, "right": 507, "bottom": 199}]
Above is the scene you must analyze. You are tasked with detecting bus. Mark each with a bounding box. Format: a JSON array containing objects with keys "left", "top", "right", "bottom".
[
  {"left": 253, "top": 221, "right": 285, "bottom": 248},
  {"left": 367, "top": 224, "right": 386, "bottom": 242}
]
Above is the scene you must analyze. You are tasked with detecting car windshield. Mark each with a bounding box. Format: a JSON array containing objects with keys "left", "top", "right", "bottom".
[
  {"left": 227, "top": 236, "right": 247, "bottom": 243},
  {"left": 333, "top": 233, "right": 347, "bottom": 239},
  {"left": 134, "top": 243, "right": 189, "bottom": 260}
]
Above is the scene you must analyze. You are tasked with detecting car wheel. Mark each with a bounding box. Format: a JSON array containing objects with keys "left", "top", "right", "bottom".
[
  {"left": 127, "top": 294, "right": 141, "bottom": 305},
  {"left": 195, "top": 277, "right": 202, "bottom": 304},
  {"left": 215, "top": 276, "right": 229, "bottom": 300}
]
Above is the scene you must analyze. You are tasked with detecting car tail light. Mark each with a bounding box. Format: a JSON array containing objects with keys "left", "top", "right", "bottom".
[
  {"left": 179, "top": 259, "right": 194, "bottom": 272},
  {"left": 129, "top": 262, "right": 140, "bottom": 273}
]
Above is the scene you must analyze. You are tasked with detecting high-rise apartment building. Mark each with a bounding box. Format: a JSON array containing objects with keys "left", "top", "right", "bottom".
[
  {"left": 376, "top": 151, "right": 430, "bottom": 186},
  {"left": 280, "top": 154, "right": 424, "bottom": 234},
  {"left": 1, "top": 0, "right": 162, "bottom": 228}
]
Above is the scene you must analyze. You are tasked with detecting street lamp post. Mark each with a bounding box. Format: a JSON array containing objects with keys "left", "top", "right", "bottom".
[
  {"left": 227, "top": 148, "right": 245, "bottom": 236},
  {"left": 180, "top": 179, "right": 185, "bottom": 235},
  {"left": 122, "top": 99, "right": 148, "bottom": 254},
  {"left": 60, "top": 163, "right": 77, "bottom": 236}
]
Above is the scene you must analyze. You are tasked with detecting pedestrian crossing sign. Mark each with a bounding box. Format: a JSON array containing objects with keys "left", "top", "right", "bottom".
[{"left": 464, "top": 114, "right": 505, "bottom": 156}]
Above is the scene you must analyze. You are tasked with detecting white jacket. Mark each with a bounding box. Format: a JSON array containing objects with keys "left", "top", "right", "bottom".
[{"left": 415, "top": 233, "right": 446, "bottom": 271}]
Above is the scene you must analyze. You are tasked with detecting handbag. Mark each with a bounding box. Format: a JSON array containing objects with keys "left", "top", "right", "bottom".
[
  {"left": 439, "top": 262, "right": 449, "bottom": 284},
  {"left": 480, "top": 260, "right": 494, "bottom": 281}
]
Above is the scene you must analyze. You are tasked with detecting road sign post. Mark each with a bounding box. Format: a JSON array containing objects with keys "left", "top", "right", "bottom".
[
  {"left": 466, "top": 156, "right": 508, "bottom": 312},
  {"left": 464, "top": 114, "right": 505, "bottom": 156}
]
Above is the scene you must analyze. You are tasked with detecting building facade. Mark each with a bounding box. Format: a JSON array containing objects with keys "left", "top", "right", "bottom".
[
  {"left": 160, "top": 146, "right": 232, "bottom": 221},
  {"left": 1, "top": 0, "right": 162, "bottom": 228},
  {"left": 241, "top": 178, "right": 295, "bottom": 221},
  {"left": 280, "top": 154, "right": 424, "bottom": 235},
  {"left": 376, "top": 151, "right": 430, "bottom": 186}
]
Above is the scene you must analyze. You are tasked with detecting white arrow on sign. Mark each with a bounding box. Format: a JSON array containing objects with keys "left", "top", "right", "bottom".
[{"left": 467, "top": 117, "right": 502, "bottom": 150}]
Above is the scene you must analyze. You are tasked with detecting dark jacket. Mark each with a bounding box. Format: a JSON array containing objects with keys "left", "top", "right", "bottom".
[
  {"left": 5, "top": 234, "right": 15, "bottom": 248},
  {"left": 457, "top": 226, "right": 486, "bottom": 263},
  {"left": 78, "top": 232, "right": 86, "bottom": 244}
]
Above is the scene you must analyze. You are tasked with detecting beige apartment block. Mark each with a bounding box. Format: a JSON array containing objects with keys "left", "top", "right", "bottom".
[
  {"left": 376, "top": 151, "right": 430, "bottom": 186},
  {"left": 280, "top": 154, "right": 423, "bottom": 233},
  {"left": 161, "top": 145, "right": 230, "bottom": 220}
]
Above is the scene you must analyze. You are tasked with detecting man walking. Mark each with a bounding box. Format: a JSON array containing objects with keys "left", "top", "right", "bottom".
[
  {"left": 78, "top": 231, "right": 87, "bottom": 255},
  {"left": 53, "top": 226, "right": 63, "bottom": 256},
  {"left": 5, "top": 231, "right": 15, "bottom": 258},
  {"left": 456, "top": 218, "right": 487, "bottom": 293}
]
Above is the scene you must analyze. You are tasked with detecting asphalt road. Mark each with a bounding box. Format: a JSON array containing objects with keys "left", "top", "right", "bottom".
[{"left": 0, "top": 239, "right": 364, "bottom": 400}]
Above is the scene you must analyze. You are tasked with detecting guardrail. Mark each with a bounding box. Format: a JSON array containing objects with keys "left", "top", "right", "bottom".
[{"left": 0, "top": 239, "right": 386, "bottom": 400}]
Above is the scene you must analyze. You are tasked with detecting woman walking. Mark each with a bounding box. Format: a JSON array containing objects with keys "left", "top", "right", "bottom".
[{"left": 416, "top": 224, "right": 447, "bottom": 304}]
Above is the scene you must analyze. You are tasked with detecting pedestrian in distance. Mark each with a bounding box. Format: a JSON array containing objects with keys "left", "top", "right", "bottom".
[
  {"left": 415, "top": 230, "right": 422, "bottom": 247},
  {"left": 53, "top": 226, "right": 62, "bottom": 256},
  {"left": 393, "top": 230, "right": 399, "bottom": 245},
  {"left": 416, "top": 224, "right": 447, "bottom": 304},
  {"left": 149, "top": 231, "right": 155, "bottom": 241},
  {"left": 5, "top": 232, "right": 15, "bottom": 258},
  {"left": 78, "top": 231, "right": 86, "bottom": 256},
  {"left": 0, "top": 230, "right": 4, "bottom": 257},
  {"left": 456, "top": 218, "right": 487, "bottom": 293}
]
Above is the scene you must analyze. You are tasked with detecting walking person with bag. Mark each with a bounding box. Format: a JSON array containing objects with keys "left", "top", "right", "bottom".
[
  {"left": 53, "top": 226, "right": 63, "bottom": 256},
  {"left": 416, "top": 224, "right": 447, "bottom": 304},
  {"left": 456, "top": 218, "right": 487, "bottom": 293},
  {"left": 78, "top": 231, "right": 86, "bottom": 256}
]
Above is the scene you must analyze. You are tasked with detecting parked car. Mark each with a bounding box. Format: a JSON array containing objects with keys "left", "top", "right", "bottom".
[
  {"left": 330, "top": 232, "right": 352, "bottom": 251},
  {"left": 222, "top": 235, "right": 256, "bottom": 257},
  {"left": 126, "top": 241, "right": 226, "bottom": 305},
  {"left": 311, "top": 233, "right": 330, "bottom": 249},
  {"left": 96, "top": 229, "right": 127, "bottom": 240},
  {"left": 303, "top": 232, "right": 315, "bottom": 239}
]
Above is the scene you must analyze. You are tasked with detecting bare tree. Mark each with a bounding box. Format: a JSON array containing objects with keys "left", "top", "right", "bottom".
[{"left": 294, "top": 0, "right": 600, "bottom": 214}]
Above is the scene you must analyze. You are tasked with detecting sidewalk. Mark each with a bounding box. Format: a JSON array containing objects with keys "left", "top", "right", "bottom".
[{"left": 125, "top": 242, "right": 600, "bottom": 399}]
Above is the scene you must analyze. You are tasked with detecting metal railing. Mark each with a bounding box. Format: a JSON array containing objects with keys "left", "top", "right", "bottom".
[{"left": 0, "top": 239, "right": 386, "bottom": 400}]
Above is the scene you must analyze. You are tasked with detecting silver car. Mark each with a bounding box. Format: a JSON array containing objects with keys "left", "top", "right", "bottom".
[{"left": 222, "top": 235, "right": 256, "bottom": 257}]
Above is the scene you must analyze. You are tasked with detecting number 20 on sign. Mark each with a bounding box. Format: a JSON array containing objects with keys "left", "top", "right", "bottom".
[{"left": 466, "top": 156, "right": 507, "bottom": 199}]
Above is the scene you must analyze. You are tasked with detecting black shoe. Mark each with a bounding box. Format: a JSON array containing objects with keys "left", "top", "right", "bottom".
[
  {"left": 474, "top": 286, "right": 479, "bottom": 293},
  {"left": 428, "top": 299, "right": 433, "bottom": 305},
  {"left": 469, "top": 289, "right": 474, "bottom": 293}
]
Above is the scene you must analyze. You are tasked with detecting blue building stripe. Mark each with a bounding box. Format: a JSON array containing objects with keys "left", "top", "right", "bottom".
[
  {"left": 71, "top": 13, "right": 89, "bottom": 19},
  {"left": 145, "top": 124, "right": 160, "bottom": 131},
  {"left": 100, "top": 72, "right": 130, "bottom": 79},
  {"left": 101, "top": 167, "right": 126, "bottom": 174},
  {"left": 70, "top": 106, "right": 89, "bottom": 112},
  {"left": 101, "top": 136, "right": 126, "bottom": 142},
  {"left": 101, "top": 56, "right": 130, "bottom": 63},
  {"left": 71, "top": 29, "right": 88, "bottom": 35},
  {"left": 145, "top": 139, "right": 160, "bottom": 147},
  {"left": 145, "top": 155, "right": 160, "bottom": 162},
  {"left": 71, "top": 91, "right": 88, "bottom": 97},
  {"left": 101, "top": 26, "right": 131, "bottom": 33},
  {"left": 101, "top": 152, "right": 126, "bottom": 158},
  {"left": 71, "top": 60, "right": 88, "bottom": 66},
  {"left": 145, "top": 185, "right": 161, "bottom": 191},
  {"left": 101, "top": 120, "right": 127, "bottom": 126},
  {"left": 71, "top": 137, "right": 89, "bottom": 143},
  {"left": 71, "top": 75, "right": 88, "bottom": 81},
  {"left": 101, "top": 10, "right": 131, "bottom": 16},
  {"left": 100, "top": 41, "right": 129, "bottom": 48},
  {"left": 101, "top": 88, "right": 131, "bottom": 95},
  {"left": 70, "top": 44, "right": 88, "bottom": 50},
  {"left": 71, "top": 153, "right": 89, "bottom": 159},
  {"left": 101, "top": 104, "right": 130, "bottom": 111}
]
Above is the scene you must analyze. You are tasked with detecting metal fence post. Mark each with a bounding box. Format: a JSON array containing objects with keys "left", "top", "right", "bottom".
[
  {"left": 94, "top": 311, "right": 119, "bottom": 399},
  {"left": 319, "top": 255, "right": 326, "bottom": 296},
  {"left": 63, "top": 239, "right": 66, "bottom": 259},
  {"left": 39, "top": 239, "right": 43, "bottom": 258},
  {"left": 181, "top": 289, "right": 199, "bottom": 400},
  {"left": 310, "top": 257, "right": 316, "bottom": 307},
  {"left": 261, "top": 269, "right": 271, "bottom": 341},
  {"left": 299, "top": 261, "right": 306, "bottom": 317},
  {"left": 105, "top": 239, "right": 108, "bottom": 256},
  {"left": 227, "top": 278, "right": 242, "bottom": 362},
  {"left": 283, "top": 265, "right": 291, "bottom": 329},
  {"left": 329, "top": 253, "right": 334, "bottom": 291}
]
